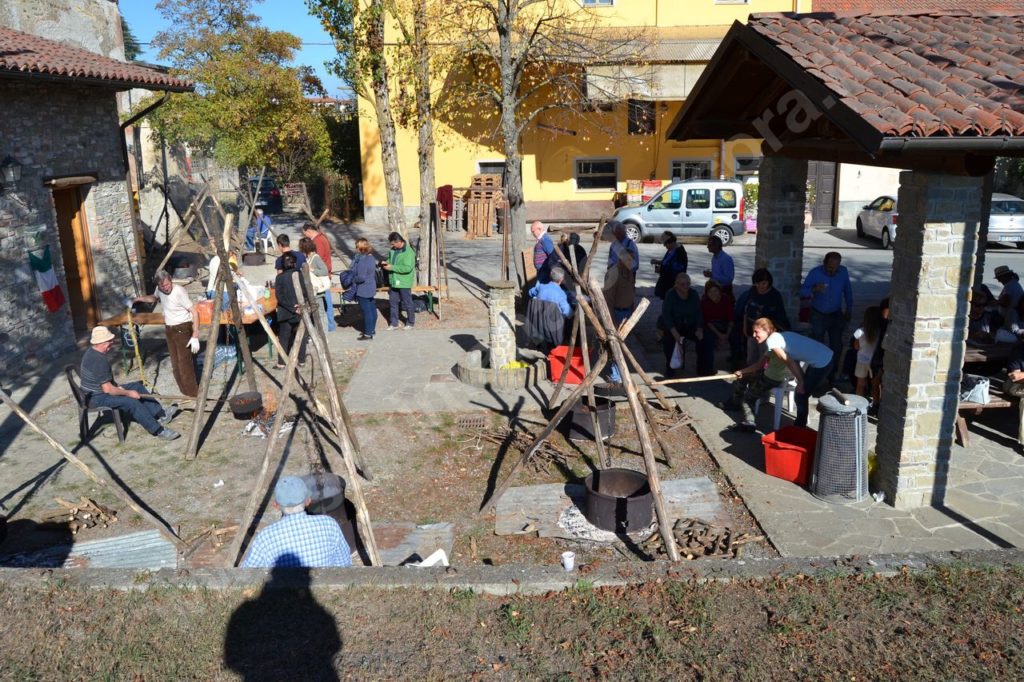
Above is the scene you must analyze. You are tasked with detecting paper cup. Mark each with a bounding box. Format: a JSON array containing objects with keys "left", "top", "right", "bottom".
[{"left": 561, "top": 551, "right": 576, "bottom": 572}]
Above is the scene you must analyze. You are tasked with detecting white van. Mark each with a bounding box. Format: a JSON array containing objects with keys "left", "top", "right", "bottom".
[{"left": 611, "top": 179, "right": 746, "bottom": 245}]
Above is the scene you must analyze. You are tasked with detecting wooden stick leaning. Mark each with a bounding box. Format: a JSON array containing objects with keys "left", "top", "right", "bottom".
[
  {"left": 479, "top": 350, "right": 610, "bottom": 515},
  {"left": 125, "top": 305, "right": 149, "bottom": 390},
  {"left": 297, "top": 266, "right": 369, "bottom": 477},
  {"left": 154, "top": 184, "right": 211, "bottom": 275},
  {"left": 293, "top": 271, "right": 381, "bottom": 565},
  {"left": 227, "top": 322, "right": 306, "bottom": 567},
  {"left": 568, "top": 246, "right": 610, "bottom": 467},
  {"left": 653, "top": 373, "right": 736, "bottom": 386},
  {"left": 185, "top": 271, "right": 227, "bottom": 460},
  {"left": 195, "top": 212, "right": 258, "bottom": 395},
  {"left": 0, "top": 387, "right": 185, "bottom": 550},
  {"left": 588, "top": 273, "right": 681, "bottom": 562}
]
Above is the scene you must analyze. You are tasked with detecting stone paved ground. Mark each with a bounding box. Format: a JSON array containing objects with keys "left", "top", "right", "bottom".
[{"left": 2, "top": 219, "right": 1023, "bottom": 560}]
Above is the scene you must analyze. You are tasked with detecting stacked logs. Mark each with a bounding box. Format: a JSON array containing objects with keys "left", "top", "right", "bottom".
[
  {"left": 645, "top": 517, "right": 763, "bottom": 560},
  {"left": 42, "top": 497, "right": 117, "bottom": 535}
]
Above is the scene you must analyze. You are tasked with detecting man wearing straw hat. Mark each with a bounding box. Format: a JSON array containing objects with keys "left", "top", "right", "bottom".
[{"left": 78, "top": 326, "right": 181, "bottom": 441}]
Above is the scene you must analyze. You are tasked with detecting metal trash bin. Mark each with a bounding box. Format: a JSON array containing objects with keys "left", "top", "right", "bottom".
[{"left": 811, "top": 392, "right": 869, "bottom": 502}]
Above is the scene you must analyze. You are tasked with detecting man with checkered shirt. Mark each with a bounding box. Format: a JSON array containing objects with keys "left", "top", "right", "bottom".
[{"left": 242, "top": 476, "right": 352, "bottom": 568}]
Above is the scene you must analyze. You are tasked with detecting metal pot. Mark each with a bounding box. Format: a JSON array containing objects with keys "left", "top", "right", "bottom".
[
  {"left": 173, "top": 264, "right": 197, "bottom": 280},
  {"left": 583, "top": 468, "right": 653, "bottom": 533},
  {"left": 568, "top": 396, "right": 616, "bottom": 441},
  {"left": 301, "top": 473, "right": 346, "bottom": 514},
  {"left": 228, "top": 391, "right": 263, "bottom": 419}
]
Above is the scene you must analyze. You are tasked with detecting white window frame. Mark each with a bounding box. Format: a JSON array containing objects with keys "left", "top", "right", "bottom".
[
  {"left": 581, "top": 0, "right": 614, "bottom": 6},
  {"left": 714, "top": 0, "right": 749, "bottom": 5},
  {"left": 477, "top": 160, "right": 505, "bottom": 175},
  {"left": 669, "top": 158, "right": 713, "bottom": 183},
  {"left": 574, "top": 157, "right": 619, "bottom": 192}
]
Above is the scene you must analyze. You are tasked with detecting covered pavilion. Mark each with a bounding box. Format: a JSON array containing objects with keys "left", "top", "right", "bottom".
[{"left": 667, "top": 11, "right": 1024, "bottom": 508}]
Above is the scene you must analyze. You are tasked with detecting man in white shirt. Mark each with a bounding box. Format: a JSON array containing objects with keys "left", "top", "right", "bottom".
[{"left": 134, "top": 270, "right": 200, "bottom": 397}]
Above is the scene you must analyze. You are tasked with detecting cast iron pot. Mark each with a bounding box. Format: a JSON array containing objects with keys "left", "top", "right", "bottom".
[{"left": 228, "top": 392, "right": 263, "bottom": 419}]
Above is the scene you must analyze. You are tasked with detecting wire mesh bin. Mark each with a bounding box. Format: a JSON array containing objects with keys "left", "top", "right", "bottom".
[{"left": 811, "top": 393, "right": 870, "bottom": 502}]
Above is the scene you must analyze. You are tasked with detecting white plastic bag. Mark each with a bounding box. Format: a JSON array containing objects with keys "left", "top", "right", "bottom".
[
  {"left": 959, "top": 374, "right": 990, "bottom": 404},
  {"left": 670, "top": 340, "right": 683, "bottom": 370}
]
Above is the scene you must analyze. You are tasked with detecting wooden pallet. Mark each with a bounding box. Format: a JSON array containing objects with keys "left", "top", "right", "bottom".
[
  {"left": 471, "top": 174, "right": 503, "bottom": 188},
  {"left": 467, "top": 199, "right": 496, "bottom": 237}
]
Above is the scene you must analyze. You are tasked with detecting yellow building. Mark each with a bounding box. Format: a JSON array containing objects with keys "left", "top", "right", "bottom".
[{"left": 358, "top": 0, "right": 813, "bottom": 226}]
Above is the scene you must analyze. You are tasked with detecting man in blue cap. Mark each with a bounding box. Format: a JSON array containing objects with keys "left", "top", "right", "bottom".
[{"left": 241, "top": 476, "right": 352, "bottom": 568}]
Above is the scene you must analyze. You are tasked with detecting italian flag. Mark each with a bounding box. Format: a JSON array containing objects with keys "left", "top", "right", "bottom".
[{"left": 28, "top": 246, "right": 66, "bottom": 312}]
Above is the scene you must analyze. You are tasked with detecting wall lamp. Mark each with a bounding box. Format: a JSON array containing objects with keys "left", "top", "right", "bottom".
[{"left": 0, "top": 155, "right": 22, "bottom": 193}]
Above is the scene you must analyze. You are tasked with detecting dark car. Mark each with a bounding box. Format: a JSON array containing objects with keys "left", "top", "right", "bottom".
[{"left": 249, "top": 176, "right": 283, "bottom": 213}]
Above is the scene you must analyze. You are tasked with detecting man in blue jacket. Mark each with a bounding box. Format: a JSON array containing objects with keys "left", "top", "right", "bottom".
[{"left": 799, "top": 251, "right": 853, "bottom": 386}]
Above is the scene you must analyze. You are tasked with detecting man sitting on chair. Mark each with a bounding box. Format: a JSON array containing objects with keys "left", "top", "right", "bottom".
[
  {"left": 245, "top": 207, "right": 272, "bottom": 251},
  {"left": 526, "top": 266, "right": 572, "bottom": 352},
  {"left": 78, "top": 326, "right": 180, "bottom": 441}
]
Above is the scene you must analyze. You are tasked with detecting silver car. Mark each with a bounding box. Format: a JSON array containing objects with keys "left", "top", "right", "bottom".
[
  {"left": 611, "top": 179, "right": 746, "bottom": 245},
  {"left": 856, "top": 195, "right": 898, "bottom": 249},
  {"left": 987, "top": 193, "right": 1024, "bottom": 248}
]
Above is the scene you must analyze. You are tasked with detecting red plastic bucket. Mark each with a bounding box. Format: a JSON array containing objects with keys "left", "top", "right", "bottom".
[
  {"left": 762, "top": 426, "right": 817, "bottom": 486},
  {"left": 548, "top": 345, "right": 585, "bottom": 384}
]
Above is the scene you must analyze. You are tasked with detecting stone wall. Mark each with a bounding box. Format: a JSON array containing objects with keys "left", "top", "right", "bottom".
[{"left": 0, "top": 80, "right": 138, "bottom": 385}]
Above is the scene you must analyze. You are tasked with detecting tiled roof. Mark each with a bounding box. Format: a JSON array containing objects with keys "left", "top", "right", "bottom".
[
  {"left": 813, "top": 1, "right": 1024, "bottom": 14},
  {"left": 0, "top": 26, "right": 191, "bottom": 92},
  {"left": 748, "top": 12, "right": 1024, "bottom": 138}
]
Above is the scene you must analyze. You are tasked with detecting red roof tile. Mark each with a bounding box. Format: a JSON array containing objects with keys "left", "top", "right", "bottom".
[
  {"left": 747, "top": 13, "right": 1024, "bottom": 138},
  {"left": 0, "top": 26, "right": 191, "bottom": 92},
  {"left": 814, "top": 1, "right": 1024, "bottom": 13}
]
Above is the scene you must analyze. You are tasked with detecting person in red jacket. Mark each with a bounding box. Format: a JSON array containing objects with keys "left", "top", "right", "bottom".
[{"left": 303, "top": 222, "right": 336, "bottom": 332}]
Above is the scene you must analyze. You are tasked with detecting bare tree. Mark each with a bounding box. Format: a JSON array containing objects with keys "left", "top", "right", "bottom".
[
  {"left": 450, "top": 0, "right": 649, "bottom": 286},
  {"left": 309, "top": 0, "right": 407, "bottom": 235}
]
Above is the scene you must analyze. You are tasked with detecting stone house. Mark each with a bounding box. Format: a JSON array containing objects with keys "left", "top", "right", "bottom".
[{"left": 0, "top": 26, "right": 190, "bottom": 385}]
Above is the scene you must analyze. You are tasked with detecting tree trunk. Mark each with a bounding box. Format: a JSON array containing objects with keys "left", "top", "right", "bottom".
[
  {"left": 414, "top": 1, "right": 436, "bottom": 284},
  {"left": 497, "top": 2, "right": 527, "bottom": 287},
  {"left": 367, "top": 0, "right": 406, "bottom": 235}
]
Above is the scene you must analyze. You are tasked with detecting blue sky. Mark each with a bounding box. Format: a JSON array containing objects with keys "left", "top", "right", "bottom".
[{"left": 120, "top": 1, "right": 349, "bottom": 97}]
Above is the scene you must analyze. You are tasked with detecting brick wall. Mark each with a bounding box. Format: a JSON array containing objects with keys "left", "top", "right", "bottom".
[{"left": 0, "top": 80, "right": 138, "bottom": 386}]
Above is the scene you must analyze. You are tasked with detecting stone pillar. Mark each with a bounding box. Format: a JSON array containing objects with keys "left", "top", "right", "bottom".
[
  {"left": 754, "top": 156, "right": 808, "bottom": 326},
  {"left": 876, "top": 171, "right": 983, "bottom": 509},
  {"left": 486, "top": 280, "right": 517, "bottom": 369}
]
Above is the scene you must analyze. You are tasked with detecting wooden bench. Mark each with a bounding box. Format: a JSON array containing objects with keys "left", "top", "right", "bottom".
[
  {"left": 955, "top": 380, "right": 1023, "bottom": 446},
  {"left": 330, "top": 285, "right": 444, "bottom": 318}
]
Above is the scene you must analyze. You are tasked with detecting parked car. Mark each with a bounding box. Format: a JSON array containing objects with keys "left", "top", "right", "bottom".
[
  {"left": 987, "top": 193, "right": 1024, "bottom": 248},
  {"left": 855, "top": 195, "right": 898, "bottom": 249},
  {"left": 610, "top": 179, "right": 746, "bottom": 245},
  {"left": 249, "top": 176, "right": 283, "bottom": 213}
]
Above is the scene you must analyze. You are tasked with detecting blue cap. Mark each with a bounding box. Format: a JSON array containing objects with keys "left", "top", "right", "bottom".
[{"left": 274, "top": 476, "right": 309, "bottom": 507}]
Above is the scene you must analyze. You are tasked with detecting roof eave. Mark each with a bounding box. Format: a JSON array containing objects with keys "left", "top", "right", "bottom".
[{"left": 0, "top": 69, "right": 193, "bottom": 93}]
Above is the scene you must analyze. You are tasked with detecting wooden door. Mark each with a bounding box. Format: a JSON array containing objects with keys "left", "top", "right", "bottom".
[
  {"left": 808, "top": 161, "right": 837, "bottom": 226},
  {"left": 53, "top": 187, "right": 98, "bottom": 332}
]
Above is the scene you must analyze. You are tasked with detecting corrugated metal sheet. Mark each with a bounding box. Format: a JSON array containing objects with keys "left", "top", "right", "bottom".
[
  {"left": 0, "top": 530, "right": 177, "bottom": 569},
  {"left": 652, "top": 40, "right": 721, "bottom": 63}
]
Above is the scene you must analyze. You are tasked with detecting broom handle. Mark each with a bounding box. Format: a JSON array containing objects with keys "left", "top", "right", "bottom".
[{"left": 653, "top": 373, "right": 736, "bottom": 386}]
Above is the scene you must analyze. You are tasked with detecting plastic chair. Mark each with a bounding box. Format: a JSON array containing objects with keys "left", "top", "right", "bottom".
[
  {"left": 65, "top": 365, "right": 125, "bottom": 444},
  {"left": 754, "top": 378, "right": 798, "bottom": 432},
  {"left": 256, "top": 226, "right": 276, "bottom": 253}
]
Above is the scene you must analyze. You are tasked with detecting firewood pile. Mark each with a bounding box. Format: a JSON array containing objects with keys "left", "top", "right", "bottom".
[
  {"left": 471, "top": 426, "right": 571, "bottom": 474},
  {"left": 645, "top": 517, "right": 763, "bottom": 560},
  {"left": 41, "top": 497, "right": 117, "bottom": 535}
]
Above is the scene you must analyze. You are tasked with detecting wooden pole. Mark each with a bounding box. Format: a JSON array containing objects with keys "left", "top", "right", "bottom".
[
  {"left": 568, "top": 247, "right": 609, "bottom": 467},
  {"left": 588, "top": 274, "right": 681, "bottom": 562},
  {"left": 293, "top": 272, "right": 381, "bottom": 565},
  {"left": 227, "top": 322, "right": 305, "bottom": 567},
  {"left": 436, "top": 200, "right": 450, "bottom": 301},
  {"left": 125, "top": 305, "right": 149, "bottom": 390},
  {"left": 547, "top": 312, "right": 580, "bottom": 407},
  {"left": 479, "top": 350, "right": 609, "bottom": 515},
  {"left": 195, "top": 212, "right": 258, "bottom": 395},
  {"left": 0, "top": 387, "right": 185, "bottom": 550},
  {"left": 653, "top": 374, "right": 736, "bottom": 386},
  {"left": 639, "top": 394, "right": 674, "bottom": 468},
  {"left": 297, "top": 266, "right": 367, "bottom": 467},
  {"left": 185, "top": 272, "right": 227, "bottom": 460}
]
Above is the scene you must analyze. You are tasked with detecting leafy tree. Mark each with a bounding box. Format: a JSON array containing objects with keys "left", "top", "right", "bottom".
[
  {"left": 145, "top": 0, "right": 330, "bottom": 181},
  {"left": 308, "top": 0, "right": 407, "bottom": 235}
]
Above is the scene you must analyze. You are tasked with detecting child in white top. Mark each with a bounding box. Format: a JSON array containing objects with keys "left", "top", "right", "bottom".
[{"left": 852, "top": 306, "right": 883, "bottom": 399}]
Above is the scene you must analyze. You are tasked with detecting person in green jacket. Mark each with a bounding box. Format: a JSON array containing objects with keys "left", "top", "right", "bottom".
[{"left": 381, "top": 231, "right": 416, "bottom": 330}]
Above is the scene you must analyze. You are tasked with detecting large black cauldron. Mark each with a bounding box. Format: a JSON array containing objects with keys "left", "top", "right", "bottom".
[{"left": 583, "top": 468, "right": 652, "bottom": 533}]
